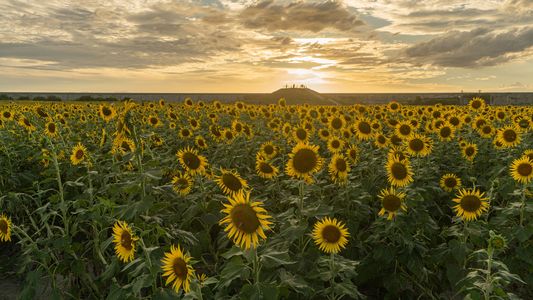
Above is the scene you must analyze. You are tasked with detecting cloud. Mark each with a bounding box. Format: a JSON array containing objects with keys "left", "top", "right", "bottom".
[
  {"left": 403, "top": 27, "right": 533, "bottom": 67},
  {"left": 239, "top": 0, "right": 364, "bottom": 33}
]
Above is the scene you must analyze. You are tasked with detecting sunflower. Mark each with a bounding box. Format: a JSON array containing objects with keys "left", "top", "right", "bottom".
[
  {"left": 510, "top": 156, "right": 533, "bottom": 184},
  {"left": 215, "top": 168, "right": 248, "bottom": 196},
  {"left": 452, "top": 188, "right": 489, "bottom": 221},
  {"left": 222, "top": 128, "right": 235, "bottom": 143},
  {"left": 255, "top": 158, "right": 279, "bottom": 179},
  {"left": 461, "top": 143, "right": 478, "bottom": 161},
  {"left": 44, "top": 121, "right": 58, "bottom": 138},
  {"left": 523, "top": 149, "right": 533, "bottom": 161},
  {"left": 327, "top": 136, "right": 345, "bottom": 153},
  {"left": 113, "top": 137, "right": 136, "bottom": 155},
  {"left": 176, "top": 147, "right": 207, "bottom": 175},
  {"left": 172, "top": 172, "right": 194, "bottom": 196},
  {"left": 112, "top": 221, "right": 138, "bottom": 263},
  {"left": 496, "top": 125, "right": 521, "bottom": 148},
  {"left": 219, "top": 191, "right": 272, "bottom": 250},
  {"left": 328, "top": 154, "right": 350, "bottom": 185},
  {"left": 147, "top": 115, "right": 161, "bottom": 127},
  {"left": 179, "top": 127, "right": 192, "bottom": 139},
  {"left": 373, "top": 133, "right": 389, "bottom": 148},
  {"left": 478, "top": 124, "right": 494, "bottom": 138},
  {"left": 469, "top": 97, "right": 486, "bottom": 110},
  {"left": 1, "top": 110, "right": 14, "bottom": 121},
  {"left": 292, "top": 127, "right": 309, "bottom": 143},
  {"left": 405, "top": 134, "right": 432, "bottom": 157},
  {"left": 286, "top": 142, "right": 323, "bottom": 183},
  {"left": 0, "top": 214, "right": 12, "bottom": 242},
  {"left": 18, "top": 116, "right": 36, "bottom": 131},
  {"left": 345, "top": 144, "right": 359, "bottom": 164},
  {"left": 440, "top": 173, "right": 462, "bottom": 192},
  {"left": 99, "top": 105, "right": 116, "bottom": 122},
  {"left": 318, "top": 128, "right": 332, "bottom": 141},
  {"left": 70, "top": 142, "right": 87, "bottom": 165},
  {"left": 312, "top": 217, "right": 349, "bottom": 254},
  {"left": 395, "top": 120, "right": 413, "bottom": 138},
  {"left": 437, "top": 123, "right": 454, "bottom": 141},
  {"left": 161, "top": 244, "right": 195, "bottom": 294},
  {"left": 329, "top": 116, "right": 346, "bottom": 131},
  {"left": 354, "top": 118, "right": 373, "bottom": 140},
  {"left": 195, "top": 136, "right": 208, "bottom": 149},
  {"left": 386, "top": 155, "right": 414, "bottom": 187},
  {"left": 260, "top": 142, "right": 278, "bottom": 159},
  {"left": 378, "top": 187, "right": 407, "bottom": 220}
]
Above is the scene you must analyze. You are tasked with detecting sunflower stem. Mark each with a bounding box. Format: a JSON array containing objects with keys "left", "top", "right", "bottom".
[
  {"left": 48, "top": 138, "right": 69, "bottom": 237},
  {"left": 329, "top": 253, "right": 337, "bottom": 300},
  {"left": 519, "top": 186, "right": 526, "bottom": 227},
  {"left": 483, "top": 244, "right": 494, "bottom": 300}
]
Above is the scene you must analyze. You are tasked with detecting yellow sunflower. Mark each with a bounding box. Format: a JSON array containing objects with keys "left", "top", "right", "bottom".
[
  {"left": 147, "top": 115, "right": 161, "bottom": 127},
  {"left": 112, "top": 221, "right": 138, "bottom": 263},
  {"left": 259, "top": 142, "right": 278, "bottom": 159},
  {"left": 469, "top": 97, "right": 486, "bottom": 110},
  {"left": 395, "top": 120, "right": 413, "bottom": 138},
  {"left": 510, "top": 156, "right": 533, "bottom": 184},
  {"left": 0, "top": 214, "right": 12, "bottom": 242},
  {"left": 179, "top": 127, "right": 193, "bottom": 139},
  {"left": 255, "top": 159, "right": 279, "bottom": 179},
  {"left": 172, "top": 172, "right": 194, "bottom": 196},
  {"left": 99, "top": 105, "right": 116, "bottom": 122},
  {"left": 386, "top": 155, "right": 414, "bottom": 187},
  {"left": 215, "top": 168, "right": 248, "bottom": 196},
  {"left": 44, "top": 121, "right": 58, "bottom": 138},
  {"left": 327, "top": 136, "right": 345, "bottom": 153},
  {"left": 312, "top": 217, "right": 349, "bottom": 254},
  {"left": 496, "top": 125, "right": 521, "bottom": 148},
  {"left": 345, "top": 144, "right": 359, "bottom": 164},
  {"left": 176, "top": 147, "right": 208, "bottom": 175},
  {"left": 195, "top": 136, "right": 208, "bottom": 149},
  {"left": 437, "top": 123, "right": 455, "bottom": 141},
  {"left": 161, "top": 244, "right": 195, "bottom": 294},
  {"left": 328, "top": 154, "right": 350, "bottom": 185},
  {"left": 70, "top": 142, "right": 87, "bottom": 165},
  {"left": 405, "top": 134, "right": 432, "bottom": 157},
  {"left": 219, "top": 191, "right": 272, "bottom": 250},
  {"left": 378, "top": 187, "right": 407, "bottom": 220},
  {"left": 353, "top": 118, "right": 373, "bottom": 140},
  {"left": 113, "top": 137, "right": 136, "bottom": 155},
  {"left": 452, "top": 188, "right": 489, "bottom": 221},
  {"left": 286, "top": 142, "right": 323, "bottom": 183},
  {"left": 461, "top": 143, "right": 478, "bottom": 161},
  {"left": 440, "top": 173, "right": 462, "bottom": 192},
  {"left": 292, "top": 127, "right": 310, "bottom": 143}
]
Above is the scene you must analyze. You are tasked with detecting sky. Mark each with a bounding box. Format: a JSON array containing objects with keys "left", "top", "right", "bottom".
[{"left": 0, "top": 0, "right": 532, "bottom": 93}]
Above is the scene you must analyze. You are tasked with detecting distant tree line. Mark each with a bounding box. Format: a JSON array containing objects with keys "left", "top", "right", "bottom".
[{"left": 0, "top": 94, "right": 120, "bottom": 102}]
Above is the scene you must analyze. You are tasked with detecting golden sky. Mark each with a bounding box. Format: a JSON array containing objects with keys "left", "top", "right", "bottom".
[{"left": 1, "top": 0, "right": 532, "bottom": 92}]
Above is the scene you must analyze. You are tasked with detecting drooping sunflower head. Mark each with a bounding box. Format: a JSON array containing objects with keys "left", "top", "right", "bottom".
[
  {"left": 219, "top": 191, "right": 272, "bottom": 250},
  {"left": 286, "top": 142, "right": 323, "bottom": 183},
  {"left": 70, "top": 142, "right": 87, "bottom": 165},
  {"left": 452, "top": 188, "right": 489, "bottom": 222},
  {"left": 312, "top": 217, "right": 350, "bottom": 254},
  {"left": 215, "top": 168, "right": 248, "bottom": 196},
  {"left": 378, "top": 187, "right": 407, "bottom": 220},
  {"left": 386, "top": 155, "right": 414, "bottom": 187},
  {"left": 112, "top": 221, "right": 138, "bottom": 263},
  {"left": 440, "top": 173, "right": 462, "bottom": 192},
  {"left": 255, "top": 158, "right": 279, "bottom": 179},
  {"left": 161, "top": 244, "right": 195, "bottom": 294},
  {"left": 176, "top": 147, "right": 207, "bottom": 175},
  {"left": 0, "top": 214, "right": 12, "bottom": 242},
  {"left": 172, "top": 172, "right": 194, "bottom": 196},
  {"left": 496, "top": 125, "right": 521, "bottom": 148},
  {"left": 510, "top": 156, "right": 533, "bottom": 184},
  {"left": 328, "top": 154, "right": 350, "bottom": 185}
]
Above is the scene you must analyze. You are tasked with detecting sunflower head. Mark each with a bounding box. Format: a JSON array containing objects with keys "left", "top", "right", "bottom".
[
  {"left": 386, "top": 155, "right": 414, "bottom": 187},
  {"left": 497, "top": 125, "right": 521, "bottom": 148},
  {"left": 286, "top": 142, "right": 323, "bottom": 183},
  {"left": 70, "top": 142, "right": 87, "bottom": 165},
  {"left": 255, "top": 158, "right": 279, "bottom": 179},
  {"left": 215, "top": 169, "right": 248, "bottom": 196},
  {"left": 452, "top": 188, "right": 489, "bottom": 222},
  {"left": 462, "top": 143, "right": 478, "bottom": 161},
  {"left": 510, "top": 156, "right": 533, "bottom": 184},
  {"left": 328, "top": 154, "right": 350, "bottom": 185},
  {"left": 378, "top": 187, "right": 407, "bottom": 220},
  {"left": 0, "top": 214, "right": 12, "bottom": 242},
  {"left": 112, "top": 221, "right": 138, "bottom": 263},
  {"left": 440, "top": 173, "right": 462, "bottom": 192},
  {"left": 219, "top": 191, "right": 272, "bottom": 249},
  {"left": 176, "top": 147, "right": 208, "bottom": 175},
  {"left": 172, "top": 172, "right": 194, "bottom": 196},
  {"left": 312, "top": 217, "right": 350, "bottom": 254},
  {"left": 161, "top": 244, "right": 195, "bottom": 293}
]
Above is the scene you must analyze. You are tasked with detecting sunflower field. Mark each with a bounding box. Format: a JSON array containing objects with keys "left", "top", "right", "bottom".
[{"left": 0, "top": 97, "right": 532, "bottom": 299}]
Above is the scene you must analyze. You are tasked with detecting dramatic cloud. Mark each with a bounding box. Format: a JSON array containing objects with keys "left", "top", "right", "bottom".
[{"left": 239, "top": 0, "right": 364, "bottom": 33}]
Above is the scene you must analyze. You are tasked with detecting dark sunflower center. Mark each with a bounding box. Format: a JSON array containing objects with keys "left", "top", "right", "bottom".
[
  {"left": 24, "top": 119, "right": 31, "bottom": 126},
  {"left": 48, "top": 123, "right": 56, "bottom": 132},
  {"left": 503, "top": 129, "right": 517, "bottom": 142},
  {"left": 182, "top": 152, "right": 201, "bottom": 169},
  {"left": 465, "top": 147, "right": 475, "bottom": 156},
  {"left": 259, "top": 162, "right": 274, "bottom": 174},
  {"left": 0, "top": 220, "right": 7, "bottom": 234},
  {"left": 191, "top": 120, "right": 198, "bottom": 127},
  {"left": 331, "top": 140, "right": 340, "bottom": 148},
  {"left": 331, "top": 118, "right": 342, "bottom": 129},
  {"left": 348, "top": 150, "right": 357, "bottom": 160},
  {"left": 390, "top": 135, "right": 402, "bottom": 146},
  {"left": 222, "top": 173, "right": 242, "bottom": 191},
  {"left": 444, "top": 177, "right": 457, "bottom": 187},
  {"left": 231, "top": 204, "right": 260, "bottom": 233},
  {"left": 75, "top": 149, "right": 84, "bottom": 160},
  {"left": 440, "top": 127, "right": 451, "bottom": 137},
  {"left": 482, "top": 126, "right": 491, "bottom": 134},
  {"left": 321, "top": 130, "right": 330, "bottom": 138},
  {"left": 497, "top": 112, "right": 505, "bottom": 119},
  {"left": 296, "top": 129, "right": 307, "bottom": 140},
  {"left": 382, "top": 194, "right": 401, "bottom": 211},
  {"left": 198, "top": 139, "right": 205, "bottom": 147},
  {"left": 517, "top": 163, "right": 532, "bottom": 176},
  {"left": 399, "top": 125, "right": 411, "bottom": 135},
  {"left": 391, "top": 103, "right": 398, "bottom": 110},
  {"left": 391, "top": 162, "right": 407, "bottom": 179},
  {"left": 235, "top": 123, "right": 242, "bottom": 131},
  {"left": 182, "top": 129, "right": 190, "bottom": 137},
  {"left": 409, "top": 139, "right": 424, "bottom": 152},
  {"left": 450, "top": 117, "right": 460, "bottom": 126},
  {"left": 264, "top": 145, "right": 274, "bottom": 155},
  {"left": 460, "top": 195, "right": 481, "bottom": 212},
  {"left": 292, "top": 149, "right": 318, "bottom": 173},
  {"left": 472, "top": 100, "right": 481, "bottom": 109},
  {"left": 378, "top": 135, "right": 386, "bottom": 143},
  {"left": 121, "top": 141, "right": 131, "bottom": 152},
  {"left": 3, "top": 112, "right": 10, "bottom": 118},
  {"left": 120, "top": 231, "right": 133, "bottom": 250},
  {"left": 335, "top": 158, "right": 347, "bottom": 172},
  {"left": 225, "top": 131, "right": 233, "bottom": 139},
  {"left": 102, "top": 107, "right": 112, "bottom": 116},
  {"left": 176, "top": 178, "right": 188, "bottom": 188},
  {"left": 172, "top": 257, "right": 188, "bottom": 280},
  {"left": 358, "top": 122, "right": 371, "bottom": 134},
  {"left": 150, "top": 117, "right": 157, "bottom": 125},
  {"left": 322, "top": 225, "right": 341, "bottom": 243}
]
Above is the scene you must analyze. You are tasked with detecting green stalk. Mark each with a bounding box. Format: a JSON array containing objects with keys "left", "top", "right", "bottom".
[
  {"left": 484, "top": 245, "right": 494, "bottom": 300},
  {"left": 48, "top": 138, "right": 69, "bottom": 236}
]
